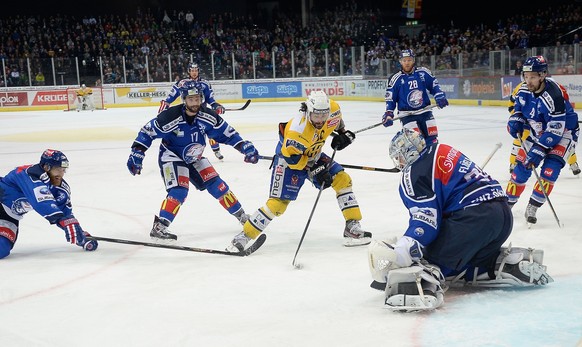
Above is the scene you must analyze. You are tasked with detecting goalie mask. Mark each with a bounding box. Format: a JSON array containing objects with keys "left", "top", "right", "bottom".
[
  {"left": 305, "top": 90, "right": 330, "bottom": 129},
  {"left": 389, "top": 129, "right": 426, "bottom": 170}
]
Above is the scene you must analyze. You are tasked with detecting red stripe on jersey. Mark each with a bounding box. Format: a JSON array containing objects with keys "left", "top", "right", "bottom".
[{"left": 434, "top": 144, "right": 461, "bottom": 185}]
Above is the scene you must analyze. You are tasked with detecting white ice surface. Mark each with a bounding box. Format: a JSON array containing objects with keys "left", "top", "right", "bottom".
[{"left": 0, "top": 102, "right": 581, "bottom": 347}]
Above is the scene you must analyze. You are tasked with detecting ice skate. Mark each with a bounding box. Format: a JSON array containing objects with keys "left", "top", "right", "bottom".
[
  {"left": 150, "top": 215, "right": 177, "bottom": 240},
  {"left": 226, "top": 230, "right": 251, "bottom": 252},
  {"left": 213, "top": 149, "right": 224, "bottom": 160},
  {"left": 571, "top": 162, "right": 581, "bottom": 176},
  {"left": 343, "top": 220, "right": 372, "bottom": 247},
  {"left": 525, "top": 203, "right": 538, "bottom": 227}
]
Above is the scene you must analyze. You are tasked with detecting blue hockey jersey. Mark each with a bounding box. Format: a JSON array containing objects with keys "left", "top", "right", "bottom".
[
  {"left": 398, "top": 143, "right": 506, "bottom": 247},
  {"left": 0, "top": 164, "right": 72, "bottom": 224},
  {"left": 513, "top": 77, "right": 579, "bottom": 149},
  {"left": 384, "top": 66, "right": 445, "bottom": 112},
  {"left": 132, "top": 104, "right": 244, "bottom": 164}
]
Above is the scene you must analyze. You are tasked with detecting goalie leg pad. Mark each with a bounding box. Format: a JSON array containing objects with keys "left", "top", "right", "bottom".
[
  {"left": 384, "top": 264, "right": 445, "bottom": 312},
  {"left": 466, "top": 245, "right": 553, "bottom": 287}
]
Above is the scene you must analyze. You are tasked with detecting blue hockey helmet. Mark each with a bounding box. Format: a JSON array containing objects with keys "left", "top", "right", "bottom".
[
  {"left": 180, "top": 81, "right": 205, "bottom": 103},
  {"left": 522, "top": 56, "right": 548, "bottom": 73},
  {"left": 187, "top": 62, "right": 199, "bottom": 72},
  {"left": 40, "top": 149, "right": 69, "bottom": 169},
  {"left": 389, "top": 129, "right": 426, "bottom": 170},
  {"left": 400, "top": 49, "right": 415, "bottom": 59}
]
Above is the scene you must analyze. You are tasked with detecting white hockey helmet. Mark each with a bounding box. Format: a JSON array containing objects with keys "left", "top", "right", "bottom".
[
  {"left": 305, "top": 90, "right": 330, "bottom": 128},
  {"left": 389, "top": 128, "right": 426, "bottom": 170}
]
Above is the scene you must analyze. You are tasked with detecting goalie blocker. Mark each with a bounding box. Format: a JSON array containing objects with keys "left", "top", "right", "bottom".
[{"left": 368, "top": 241, "right": 553, "bottom": 312}]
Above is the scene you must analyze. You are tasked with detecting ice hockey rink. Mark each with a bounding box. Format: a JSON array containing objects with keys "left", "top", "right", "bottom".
[{"left": 0, "top": 101, "right": 581, "bottom": 347}]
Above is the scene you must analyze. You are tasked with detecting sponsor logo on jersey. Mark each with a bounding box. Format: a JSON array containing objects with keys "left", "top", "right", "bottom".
[
  {"left": 200, "top": 167, "right": 219, "bottom": 181},
  {"left": 327, "top": 117, "right": 340, "bottom": 128},
  {"left": 33, "top": 186, "right": 54, "bottom": 203},
  {"left": 337, "top": 192, "right": 358, "bottom": 210},
  {"left": 271, "top": 165, "right": 284, "bottom": 197},
  {"left": 410, "top": 206, "right": 438, "bottom": 228},
  {"left": 161, "top": 118, "right": 181, "bottom": 132},
  {"left": 435, "top": 145, "right": 459, "bottom": 185},
  {"left": 220, "top": 191, "right": 238, "bottom": 208},
  {"left": 543, "top": 167, "right": 554, "bottom": 177}
]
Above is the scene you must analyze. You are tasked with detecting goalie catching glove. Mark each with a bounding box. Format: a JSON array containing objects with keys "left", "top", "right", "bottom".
[{"left": 331, "top": 130, "right": 355, "bottom": 151}]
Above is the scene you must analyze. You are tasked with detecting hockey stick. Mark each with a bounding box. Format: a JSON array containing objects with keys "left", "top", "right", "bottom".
[
  {"left": 518, "top": 137, "right": 562, "bottom": 228},
  {"left": 354, "top": 104, "right": 439, "bottom": 134},
  {"left": 225, "top": 99, "right": 251, "bottom": 111},
  {"left": 258, "top": 155, "right": 399, "bottom": 173},
  {"left": 89, "top": 234, "right": 267, "bottom": 256},
  {"left": 292, "top": 149, "right": 337, "bottom": 269},
  {"left": 480, "top": 142, "right": 503, "bottom": 170}
]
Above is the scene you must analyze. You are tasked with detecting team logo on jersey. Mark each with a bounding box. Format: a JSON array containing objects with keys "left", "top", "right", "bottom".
[
  {"left": 413, "top": 227, "right": 425, "bottom": 237},
  {"left": 407, "top": 90, "right": 424, "bottom": 108},
  {"left": 291, "top": 175, "right": 299, "bottom": 185},
  {"left": 183, "top": 144, "right": 204, "bottom": 164},
  {"left": 12, "top": 198, "right": 33, "bottom": 215}
]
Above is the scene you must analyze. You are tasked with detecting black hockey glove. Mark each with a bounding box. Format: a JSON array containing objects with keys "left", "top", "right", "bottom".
[
  {"left": 309, "top": 163, "right": 333, "bottom": 189},
  {"left": 331, "top": 130, "right": 355, "bottom": 151}
]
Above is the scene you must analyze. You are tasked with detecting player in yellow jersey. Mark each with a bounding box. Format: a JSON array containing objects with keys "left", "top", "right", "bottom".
[
  {"left": 75, "top": 84, "right": 95, "bottom": 111},
  {"left": 226, "top": 90, "right": 372, "bottom": 252},
  {"left": 507, "top": 82, "right": 579, "bottom": 175}
]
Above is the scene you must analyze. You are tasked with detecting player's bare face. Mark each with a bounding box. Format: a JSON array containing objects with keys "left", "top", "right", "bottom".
[
  {"left": 400, "top": 57, "right": 415, "bottom": 73},
  {"left": 48, "top": 167, "right": 66, "bottom": 186},
  {"left": 184, "top": 95, "right": 202, "bottom": 114},
  {"left": 309, "top": 110, "right": 329, "bottom": 129},
  {"left": 189, "top": 68, "right": 199, "bottom": 80},
  {"left": 523, "top": 72, "right": 545, "bottom": 93}
]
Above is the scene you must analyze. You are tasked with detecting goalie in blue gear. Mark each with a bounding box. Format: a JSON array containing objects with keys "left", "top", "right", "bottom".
[
  {"left": 127, "top": 81, "right": 259, "bottom": 241},
  {"left": 158, "top": 62, "right": 226, "bottom": 160},
  {"left": 367, "top": 129, "right": 552, "bottom": 312},
  {"left": 0, "top": 149, "right": 98, "bottom": 258}
]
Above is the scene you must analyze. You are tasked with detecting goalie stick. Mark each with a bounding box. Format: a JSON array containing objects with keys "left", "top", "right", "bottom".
[
  {"left": 225, "top": 99, "right": 251, "bottom": 111},
  {"left": 88, "top": 233, "right": 267, "bottom": 256}
]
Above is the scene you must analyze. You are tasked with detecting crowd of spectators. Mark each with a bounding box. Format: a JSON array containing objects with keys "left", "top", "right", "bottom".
[{"left": 0, "top": 1, "right": 580, "bottom": 87}]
